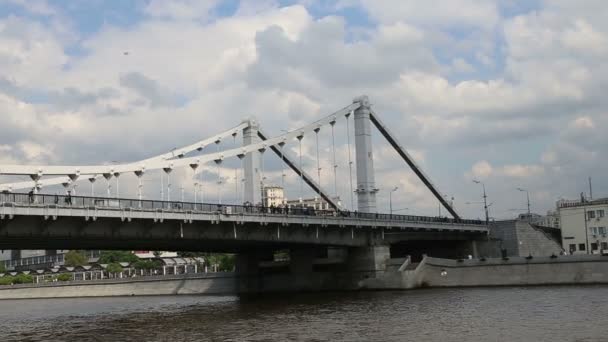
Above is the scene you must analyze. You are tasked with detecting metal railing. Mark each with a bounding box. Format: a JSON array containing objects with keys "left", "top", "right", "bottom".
[{"left": 0, "top": 192, "right": 486, "bottom": 226}]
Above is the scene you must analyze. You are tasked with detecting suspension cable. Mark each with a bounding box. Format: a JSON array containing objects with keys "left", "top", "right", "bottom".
[
  {"left": 346, "top": 111, "right": 355, "bottom": 211},
  {"left": 216, "top": 160, "right": 222, "bottom": 205},
  {"left": 330, "top": 120, "right": 337, "bottom": 198},
  {"left": 297, "top": 134, "right": 304, "bottom": 203},
  {"left": 279, "top": 142, "right": 285, "bottom": 196},
  {"left": 314, "top": 128, "right": 321, "bottom": 190},
  {"left": 259, "top": 147, "right": 266, "bottom": 205},
  {"left": 160, "top": 172, "right": 163, "bottom": 201},
  {"left": 233, "top": 133, "right": 238, "bottom": 204},
  {"left": 239, "top": 156, "right": 245, "bottom": 204}
]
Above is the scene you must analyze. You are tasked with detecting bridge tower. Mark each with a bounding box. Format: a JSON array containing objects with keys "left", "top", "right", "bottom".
[
  {"left": 242, "top": 117, "right": 262, "bottom": 205},
  {"left": 353, "top": 95, "right": 378, "bottom": 213}
]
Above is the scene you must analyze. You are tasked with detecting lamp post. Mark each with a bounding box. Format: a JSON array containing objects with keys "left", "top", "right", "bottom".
[
  {"left": 517, "top": 187, "right": 530, "bottom": 216},
  {"left": 472, "top": 180, "right": 489, "bottom": 225},
  {"left": 389, "top": 186, "right": 398, "bottom": 215}
]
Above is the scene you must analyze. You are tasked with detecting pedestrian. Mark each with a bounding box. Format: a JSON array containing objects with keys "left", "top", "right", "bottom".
[
  {"left": 65, "top": 191, "right": 72, "bottom": 205},
  {"left": 28, "top": 189, "right": 34, "bottom": 204}
]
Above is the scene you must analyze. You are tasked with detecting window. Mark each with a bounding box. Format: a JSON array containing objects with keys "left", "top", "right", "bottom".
[
  {"left": 598, "top": 210, "right": 605, "bottom": 218},
  {"left": 579, "top": 243, "right": 586, "bottom": 251},
  {"left": 591, "top": 243, "right": 599, "bottom": 251},
  {"left": 569, "top": 244, "right": 576, "bottom": 252},
  {"left": 602, "top": 242, "right": 608, "bottom": 250},
  {"left": 588, "top": 211, "right": 596, "bottom": 219},
  {"left": 599, "top": 227, "right": 607, "bottom": 235},
  {"left": 590, "top": 227, "right": 598, "bottom": 235}
]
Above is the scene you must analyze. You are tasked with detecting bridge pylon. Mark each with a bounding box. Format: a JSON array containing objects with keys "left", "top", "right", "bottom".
[
  {"left": 353, "top": 95, "right": 378, "bottom": 213},
  {"left": 242, "top": 117, "right": 261, "bottom": 205}
]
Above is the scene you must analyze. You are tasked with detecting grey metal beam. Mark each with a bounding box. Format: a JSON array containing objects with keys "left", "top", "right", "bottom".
[
  {"left": 257, "top": 129, "right": 341, "bottom": 211},
  {"left": 369, "top": 110, "right": 461, "bottom": 220}
]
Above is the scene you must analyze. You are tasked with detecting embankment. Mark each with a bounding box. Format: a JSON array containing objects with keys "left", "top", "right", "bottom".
[
  {"left": 361, "top": 254, "right": 608, "bottom": 289},
  {"left": 0, "top": 273, "right": 237, "bottom": 299}
]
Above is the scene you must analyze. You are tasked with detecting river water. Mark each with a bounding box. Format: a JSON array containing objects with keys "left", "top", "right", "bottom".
[{"left": 0, "top": 286, "right": 606, "bottom": 341}]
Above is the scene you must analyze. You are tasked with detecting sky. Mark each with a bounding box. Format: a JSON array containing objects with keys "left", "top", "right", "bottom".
[{"left": 0, "top": 0, "right": 606, "bottom": 220}]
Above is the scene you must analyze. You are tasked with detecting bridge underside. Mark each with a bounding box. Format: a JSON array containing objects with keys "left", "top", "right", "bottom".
[{"left": 0, "top": 215, "right": 486, "bottom": 252}]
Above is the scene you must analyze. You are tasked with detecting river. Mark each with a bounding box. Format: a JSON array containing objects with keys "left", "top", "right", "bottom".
[{"left": 0, "top": 286, "right": 606, "bottom": 341}]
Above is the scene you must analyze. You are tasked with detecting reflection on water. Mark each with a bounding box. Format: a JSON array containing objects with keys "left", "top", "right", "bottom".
[{"left": 0, "top": 286, "right": 607, "bottom": 342}]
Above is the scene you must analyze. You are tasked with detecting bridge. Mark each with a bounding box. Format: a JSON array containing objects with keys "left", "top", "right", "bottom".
[{"left": 0, "top": 95, "right": 490, "bottom": 292}]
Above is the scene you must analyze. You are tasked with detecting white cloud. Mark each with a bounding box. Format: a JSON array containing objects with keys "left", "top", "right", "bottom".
[
  {"left": 143, "top": 0, "right": 220, "bottom": 20},
  {"left": 0, "top": 1, "right": 607, "bottom": 218}
]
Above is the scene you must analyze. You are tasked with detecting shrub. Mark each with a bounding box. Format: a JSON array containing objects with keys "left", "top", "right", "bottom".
[
  {"left": 0, "top": 276, "right": 14, "bottom": 286},
  {"left": 99, "top": 251, "right": 139, "bottom": 264},
  {"left": 12, "top": 274, "right": 33, "bottom": 284},
  {"left": 57, "top": 273, "right": 72, "bottom": 282}
]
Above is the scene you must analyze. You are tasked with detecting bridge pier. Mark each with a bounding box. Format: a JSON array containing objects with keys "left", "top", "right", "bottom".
[
  {"left": 347, "top": 245, "right": 390, "bottom": 279},
  {"left": 235, "top": 249, "right": 273, "bottom": 294}
]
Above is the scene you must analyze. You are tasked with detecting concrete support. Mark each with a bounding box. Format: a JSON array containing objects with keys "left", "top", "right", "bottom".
[
  {"left": 242, "top": 118, "right": 261, "bottom": 205},
  {"left": 347, "top": 245, "right": 390, "bottom": 279},
  {"left": 353, "top": 95, "right": 377, "bottom": 213},
  {"left": 235, "top": 251, "right": 268, "bottom": 293},
  {"left": 289, "top": 247, "right": 316, "bottom": 291}
]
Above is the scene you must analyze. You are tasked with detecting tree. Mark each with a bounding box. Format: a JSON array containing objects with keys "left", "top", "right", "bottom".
[
  {"left": 99, "top": 251, "right": 139, "bottom": 264},
  {"left": 106, "top": 262, "right": 123, "bottom": 275},
  {"left": 133, "top": 259, "right": 161, "bottom": 270},
  {"left": 64, "top": 250, "right": 88, "bottom": 267},
  {"left": 0, "top": 262, "right": 6, "bottom": 273}
]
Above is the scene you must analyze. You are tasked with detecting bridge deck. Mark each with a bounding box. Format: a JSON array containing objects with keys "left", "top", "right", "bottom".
[
  {"left": 1, "top": 193, "right": 487, "bottom": 230},
  {"left": 0, "top": 193, "right": 488, "bottom": 250}
]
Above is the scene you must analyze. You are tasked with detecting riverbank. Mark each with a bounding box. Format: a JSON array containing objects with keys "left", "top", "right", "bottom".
[
  {"left": 2, "top": 255, "right": 608, "bottom": 299},
  {"left": 0, "top": 273, "right": 237, "bottom": 299},
  {"left": 361, "top": 254, "right": 608, "bottom": 289}
]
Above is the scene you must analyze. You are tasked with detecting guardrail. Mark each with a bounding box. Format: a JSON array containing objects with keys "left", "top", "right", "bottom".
[{"left": 0, "top": 192, "right": 486, "bottom": 226}]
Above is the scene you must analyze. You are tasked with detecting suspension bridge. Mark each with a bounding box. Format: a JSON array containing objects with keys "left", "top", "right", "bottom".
[{"left": 0, "top": 96, "right": 486, "bottom": 259}]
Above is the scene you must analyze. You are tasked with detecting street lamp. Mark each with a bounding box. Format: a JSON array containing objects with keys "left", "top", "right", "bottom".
[
  {"left": 389, "top": 186, "right": 398, "bottom": 215},
  {"left": 472, "top": 180, "right": 489, "bottom": 225},
  {"left": 517, "top": 187, "right": 531, "bottom": 215}
]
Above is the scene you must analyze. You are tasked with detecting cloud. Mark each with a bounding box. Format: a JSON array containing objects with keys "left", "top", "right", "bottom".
[
  {"left": 0, "top": 1, "right": 607, "bottom": 219},
  {"left": 143, "top": 0, "right": 220, "bottom": 20},
  {"left": 119, "top": 72, "right": 177, "bottom": 108}
]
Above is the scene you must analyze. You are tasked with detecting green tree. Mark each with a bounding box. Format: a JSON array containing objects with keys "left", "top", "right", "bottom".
[
  {"left": 64, "top": 250, "right": 88, "bottom": 267},
  {"left": 57, "top": 273, "right": 72, "bottom": 282},
  {"left": 0, "top": 262, "right": 6, "bottom": 273},
  {"left": 133, "top": 259, "right": 161, "bottom": 270},
  {"left": 99, "top": 251, "right": 139, "bottom": 264},
  {"left": 106, "top": 262, "right": 123, "bottom": 276}
]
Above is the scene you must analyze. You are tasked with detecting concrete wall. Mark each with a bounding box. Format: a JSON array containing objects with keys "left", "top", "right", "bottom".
[
  {"left": 490, "top": 220, "right": 563, "bottom": 256},
  {"left": 360, "top": 255, "right": 608, "bottom": 289},
  {"left": 0, "top": 273, "right": 237, "bottom": 300}
]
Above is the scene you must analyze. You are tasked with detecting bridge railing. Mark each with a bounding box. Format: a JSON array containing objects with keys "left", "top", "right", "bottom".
[{"left": 0, "top": 192, "right": 486, "bottom": 226}]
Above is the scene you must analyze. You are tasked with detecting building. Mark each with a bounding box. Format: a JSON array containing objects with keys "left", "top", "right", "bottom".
[
  {"left": 540, "top": 210, "right": 561, "bottom": 229},
  {"left": 261, "top": 185, "right": 340, "bottom": 211},
  {"left": 285, "top": 196, "right": 340, "bottom": 211},
  {"left": 261, "top": 186, "right": 285, "bottom": 207},
  {"left": 559, "top": 197, "right": 608, "bottom": 254}
]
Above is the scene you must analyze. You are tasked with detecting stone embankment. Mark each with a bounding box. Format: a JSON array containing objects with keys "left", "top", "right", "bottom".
[
  {"left": 2, "top": 255, "right": 608, "bottom": 299},
  {"left": 0, "top": 273, "right": 237, "bottom": 299},
  {"left": 360, "top": 254, "right": 608, "bottom": 289}
]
